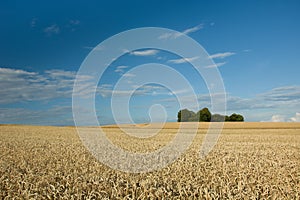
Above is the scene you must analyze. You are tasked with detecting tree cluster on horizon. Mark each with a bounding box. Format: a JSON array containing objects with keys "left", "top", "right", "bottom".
[{"left": 177, "top": 108, "right": 244, "bottom": 122}]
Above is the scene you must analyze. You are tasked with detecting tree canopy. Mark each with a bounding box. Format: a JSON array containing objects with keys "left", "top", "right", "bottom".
[
  {"left": 198, "top": 108, "right": 211, "bottom": 122},
  {"left": 177, "top": 108, "right": 244, "bottom": 122}
]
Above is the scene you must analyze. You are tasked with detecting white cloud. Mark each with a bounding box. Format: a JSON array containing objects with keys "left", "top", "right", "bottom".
[
  {"left": 157, "top": 84, "right": 300, "bottom": 121},
  {"left": 159, "top": 24, "right": 203, "bottom": 39},
  {"left": 158, "top": 33, "right": 174, "bottom": 40},
  {"left": 68, "top": 20, "right": 80, "bottom": 32},
  {"left": 0, "top": 67, "right": 37, "bottom": 76},
  {"left": 45, "top": 69, "right": 76, "bottom": 78},
  {"left": 209, "top": 52, "right": 236, "bottom": 59},
  {"left": 182, "top": 24, "right": 203, "bottom": 35},
  {"left": 114, "top": 69, "right": 124, "bottom": 73},
  {"left": 98, "top": 88, "right": 143, "bottom": 98},
  {"left": 263, "top": 112, "right": 300, "bottom": 122},
  {"left": 159, "top": 85, "right": 300, "bottom": 111},
  {"left": 2, "top": 67, "right": 300, "bottom": 124},
  {"left": 227, "top": 86, "right": 300, "bottom": 112},
  {"left": 114, "top": 65, "right": 129, "bottom": 75},
  {"left": 157, "top": 56, "right": 165, "bottom": 60},
  {"left": 260, "top": 86, "right": 300, "bottom": 102},
  {"left": 129, "top": 49, "right": 159, "bottom": 56},
  {"left": 270, "top": 115, "right": 286, "bottom": 122},
  {"left": 97, "top": 84, "right": 114, "bottom": 98},
  {"left": 44, "top": 24, "right": 60, "bottom": 35},
  {"left": 69, "top": 20, "right": 80, "bottom": 25},
  {"left": 204, "top": 62, "right": 226, "bottom": 68},
  {"left": 97, "top": 84, "right": 173, "bottom": 98},
  {"left": 290, "top": 112, "right": 300, "bottom": 122},
  {"left": 122, "top": 73, "right": 135, "bottom": 78},
  {"left": 168, "top": 56, "right": 199, "bottom": 64},
  {"left": 30, "top": 18, "right": 37, "bottom": 27},
  {"left": 116, "top": 66, "right": 128, "bottom": 69},
  {"left": 0, "top": 67, "right": 95, "bottom": 104}
]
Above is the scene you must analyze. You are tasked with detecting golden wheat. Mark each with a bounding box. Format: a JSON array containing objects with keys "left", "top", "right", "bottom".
[{"left": 0, "top": 123, "right": 299, "bottom": 199}]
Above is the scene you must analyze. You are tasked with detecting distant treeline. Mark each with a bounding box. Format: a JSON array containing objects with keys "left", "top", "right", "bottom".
[{"left": 177, "top": 108, "right": 244, "bottom": 122}]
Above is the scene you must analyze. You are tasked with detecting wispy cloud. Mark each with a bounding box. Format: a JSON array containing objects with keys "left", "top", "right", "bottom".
[
  {"left": 97, "top": 83, "right": 174, "bottom": 98},
  {"left": 0, "top": 67, "right": 94, "bottom": 104},
  {"left": 0, "top": 67, "right": 37, "bottom": 76},
  {"left": 97, "top": 85, "right": 141, "bottom": 98},
  {"left": 182, "top": 24, "right": 203, "bottom": 35},
  {"left": 30, "top": 18, "right": 37, "bottom": 28},
  {"left": 122, "top": 73, "right": 135, "bottom": 78},
  {"left": 83, "top": 46, "right": 104, "bottom": 51},
  {"left": 0, "top": 67, "right": 170, "bottom": 104},
  {"left": 168, "top": 56, "right": 199, "bottom": 64},
  {"left": 69, "top": 20, "right": 80, "bottom": 25},
  {"left": 290, "top": 112, "right": 300, "bottom": 122},
  {"left": 159, "top": 24, "right": 203, "bottom": 39},
  {"left": 41, "top": 19, "right": 81, "bottom": 36},
  {"left": 67, "top": 20, "right": 80, "bottom": 31},
  {"left": 269, "top": 114, "right": 286, "bottom": 122},
  {"left": 204, "top": 62, "right": 227, "bottom": 68},
  {"left": 114, "top": 68, "right": 137, "bottom": 82},
  {"left": 209, "top": 52, "right": 236, "bottom": 59},
  {"left": 259, "top": 86, "right": 300, "bottom": 102},
  {"left": 158, "top": 85, "right": 300, "bottom": 121},
  {"left": 226, "top": 86, "right": 300, "bottom": 112},
  {"left": 114, "top": 65, "right": 128, "bottom": 75},
  {"left": 267, "top": 113, "right": 300, "bottom": 122},
  {"left": 45, "top": 69, "right": 76, "bottom": 78},
  {"left": 44, "top": 24, "right": 60, "bottom": 36},
  {"left": 129, "top": 49, "right": 159, "bottom": 56}
]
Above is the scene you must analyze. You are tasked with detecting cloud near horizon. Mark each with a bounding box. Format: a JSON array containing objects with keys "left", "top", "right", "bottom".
[
  {"left": 158, "top": 85, "right": 300, "bottom": 121},
  {"left": 290, "top": 112, "right": 300, "bottom": 122},
  {"left": 265, "top": 112, "right": 300, "bottom": 122},
  {"left": 1, "top": 67, "right": 299, "bottom": 124},
  {"left": 0, "top": 67, "right": 95, "bottom": 104}
]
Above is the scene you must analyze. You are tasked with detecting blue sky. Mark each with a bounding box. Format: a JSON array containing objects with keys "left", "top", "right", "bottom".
[{"left": 1, "top": 0, "right": 300, "bottom": 125}]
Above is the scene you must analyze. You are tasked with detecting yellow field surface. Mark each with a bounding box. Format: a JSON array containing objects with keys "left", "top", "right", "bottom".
[{"left": 0, "top": 123, "right": 299, "bottom": 199}]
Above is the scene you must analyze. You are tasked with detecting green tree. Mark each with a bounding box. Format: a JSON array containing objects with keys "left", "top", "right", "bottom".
[
  {"left": 177, "top": 108, "right": 245, "bottom": 122},
  {"left": 177, "top": 110, "right": 181, "bottom": 122},
  {"left": 211, "top": 114, "right": 226, "bottom": 122},
  {"left": 188, "top": 112, "right": 200, "bottom": 122},
  {"left": 229, "top": 113, "right": 244, "bottom": 122},
  {"left": 177, "top": 109, "right": 196, "bottom": 122},
  {"left": 225, "top": 115, "right": 230, "bottom": 121},
  {"left": 198, "top": 107, "right": 211, "bottom": 122}
]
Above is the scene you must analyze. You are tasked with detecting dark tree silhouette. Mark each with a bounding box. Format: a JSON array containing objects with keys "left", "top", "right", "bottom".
[
  {"left": 198, "top": 108, "right": 211, "bottom": 122},
  {"left": 229, "top": 113, "right": 244, "bottom": 122},
  {"left": 177, "top": 108, "right": 244, "bottom": 122},
  {"left": 177, "top": 109, "right": 196, "bottom": 122},
  {"left": 211, "top": 114, "right": 226, "bottom": 122}
]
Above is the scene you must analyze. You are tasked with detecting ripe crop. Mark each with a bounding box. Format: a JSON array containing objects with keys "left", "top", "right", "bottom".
[{"left": 0, "top": 122, "right": 299, "bottom": 199}]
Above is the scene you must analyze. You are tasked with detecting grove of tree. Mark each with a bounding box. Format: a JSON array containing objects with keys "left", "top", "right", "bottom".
[{"left": 177, "top": 108, "right": 244, "bottom": 122}]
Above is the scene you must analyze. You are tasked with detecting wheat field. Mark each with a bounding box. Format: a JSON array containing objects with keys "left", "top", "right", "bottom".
[{"left": 0, "top": 122, "right": 299, "bottom": 199}]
